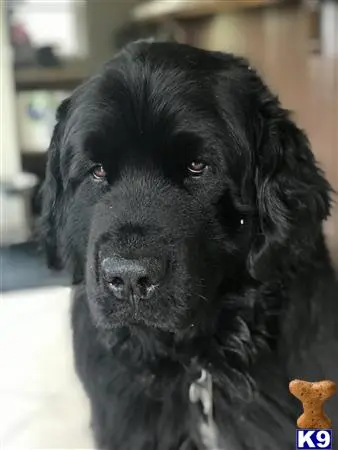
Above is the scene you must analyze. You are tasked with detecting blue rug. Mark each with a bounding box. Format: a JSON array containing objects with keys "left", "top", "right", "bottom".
[{"left": 0, "top": 242, "right": 70, "bottom": 292}]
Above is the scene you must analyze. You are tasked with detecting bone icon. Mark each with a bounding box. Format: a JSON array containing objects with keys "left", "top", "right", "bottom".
[{"left": 289, "top": 379, "right": 336, "bottom": 429}]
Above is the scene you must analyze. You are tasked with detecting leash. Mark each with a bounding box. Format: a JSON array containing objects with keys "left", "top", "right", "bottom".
[{"left": 189, "top": 369, "right": 224, "bottom": 450}]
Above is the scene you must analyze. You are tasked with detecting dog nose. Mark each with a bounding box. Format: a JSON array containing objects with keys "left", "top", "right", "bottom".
[{"left": 101, "top": 257, "right": 165, "bottom": 300}]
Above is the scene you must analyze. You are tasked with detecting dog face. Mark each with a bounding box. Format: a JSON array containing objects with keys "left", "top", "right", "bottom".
[{"left": 40, "top": 42, "right": 331, "bottom": 333}]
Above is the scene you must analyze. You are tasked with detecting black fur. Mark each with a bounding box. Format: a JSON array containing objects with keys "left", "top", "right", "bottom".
[{"left": 40, "top": 42, "right": 338, "bottom": 450}]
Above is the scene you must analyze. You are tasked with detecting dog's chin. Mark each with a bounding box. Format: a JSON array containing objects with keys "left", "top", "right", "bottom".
[
  {"left": 89, "top": 299, "right": 186, "bottom": 334},
  {"left": 114, "top": 314, "right": 178, "bottom": 332},
  {"left": 95, "top": 315, "right": 181, "bottom": 335},
  {"left": 87, "top": 282, "right": 195, "bottom": 333}
]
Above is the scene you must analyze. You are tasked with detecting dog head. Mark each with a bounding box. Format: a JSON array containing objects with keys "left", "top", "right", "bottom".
[{"left": 40, "top": 42, "right": 331, "bottom": 333}]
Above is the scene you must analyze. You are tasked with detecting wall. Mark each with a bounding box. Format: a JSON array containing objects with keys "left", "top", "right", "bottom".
[
  {"left": 0, "top": 6, "right": 28, "bottom": 243},
  {"left": 86, "top": 0, "right": 139, "bottom": 70}
]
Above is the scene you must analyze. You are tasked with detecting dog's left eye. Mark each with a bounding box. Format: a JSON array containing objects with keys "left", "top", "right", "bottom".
[
  {"left": 187, "top": 161, "right": 207, "bottom": 176},
  {"left": 91, "top": 164, "right": 107, "bottom": 180}
]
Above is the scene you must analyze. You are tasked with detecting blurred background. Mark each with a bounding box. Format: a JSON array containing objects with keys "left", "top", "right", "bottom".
[{"left": 1, "top": 0, "right": 337, "bottom": 293}]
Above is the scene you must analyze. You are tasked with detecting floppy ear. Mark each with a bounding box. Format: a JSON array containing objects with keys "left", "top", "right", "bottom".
[
  {"left": 248, "top": 101, "right": 332, "bottom": 280},
  {"left": 39, "top": 98, "right": 70, "bottom": 269}
]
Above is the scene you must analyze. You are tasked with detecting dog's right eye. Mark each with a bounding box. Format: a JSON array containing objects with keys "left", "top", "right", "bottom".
[
  {"left": 91, "top": 165, "right": 106, "bottom": 180},
  {"left": 187, "top": 160, "right": 208, "bottom": 176}
]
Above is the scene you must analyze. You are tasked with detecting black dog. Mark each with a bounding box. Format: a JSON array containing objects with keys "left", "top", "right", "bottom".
[{"left": 40, "top": 41, "right": 338, "bottom": 450}]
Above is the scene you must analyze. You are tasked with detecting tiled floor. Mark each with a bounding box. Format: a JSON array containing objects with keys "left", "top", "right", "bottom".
[{"left": 0, "top": 287, "right": 94, "bottom": 449}]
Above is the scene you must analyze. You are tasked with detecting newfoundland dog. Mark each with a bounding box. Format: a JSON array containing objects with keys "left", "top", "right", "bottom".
[{"left": 40, "top": 41, "right": 338, "bottom": 450}]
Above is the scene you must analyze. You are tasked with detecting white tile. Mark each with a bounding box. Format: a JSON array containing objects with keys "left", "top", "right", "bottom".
[{"left": 0, "top": 288, "right": 94, "bottom": 449}]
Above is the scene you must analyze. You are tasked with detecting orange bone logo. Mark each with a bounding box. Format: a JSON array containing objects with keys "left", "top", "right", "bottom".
[{"left": 289, "top": 380, "right": 336, "bottom": 429}]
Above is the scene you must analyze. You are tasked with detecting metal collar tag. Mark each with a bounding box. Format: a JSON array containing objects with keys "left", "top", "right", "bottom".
[{"left": 189, "top": 369, "right": 223, "bottom": 450}]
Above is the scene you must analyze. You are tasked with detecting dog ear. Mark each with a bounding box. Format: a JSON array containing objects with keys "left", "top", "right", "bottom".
[
  {"left": 39, "top": 98, "right": 70, "bottom": 269},
  {"left": 248, "top": 101, "right": 332, "bottom": 280}
]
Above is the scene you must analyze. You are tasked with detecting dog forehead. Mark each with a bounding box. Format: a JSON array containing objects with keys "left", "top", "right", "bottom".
[
  {"left": 88, "top": 45, "right": 233, "bottom": 125},
  {"left": 64, "top": 45, "right": 249, "bottom": 167},
  {"left": 69, "top": 78, "right": 223, "bottom": 159}
]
